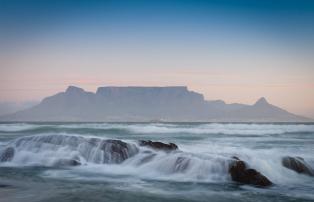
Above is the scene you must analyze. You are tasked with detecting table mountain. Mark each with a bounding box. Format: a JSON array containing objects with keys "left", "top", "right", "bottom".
[{"left": 0, "top": 86, "right": 310, "bottom": 122}]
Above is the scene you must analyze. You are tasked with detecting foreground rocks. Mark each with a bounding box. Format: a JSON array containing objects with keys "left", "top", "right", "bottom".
[
  {"left": 229, "top": 157, "right": 272, "bottom": 187},
  {"left": 5, "top": 135, "right": 314, "bottom": 189},
  {"left": 282, "top": 156, "right": 314, "bottom": 176},
  {"left": 139, "top": 140, "right": 178, "bottom": 151}
]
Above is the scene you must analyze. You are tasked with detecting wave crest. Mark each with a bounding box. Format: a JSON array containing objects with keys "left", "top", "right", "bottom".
[{"left": 1, "top": 123, "right": 314, "bottom": 135}]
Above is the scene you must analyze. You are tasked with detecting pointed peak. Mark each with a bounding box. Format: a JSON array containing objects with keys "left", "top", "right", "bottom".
[
  {"left": 254, "top": 97, "right": 269, "bottom": 105},
  {"left": 65, "top": 86, "right": 85, "bottom": 94}
]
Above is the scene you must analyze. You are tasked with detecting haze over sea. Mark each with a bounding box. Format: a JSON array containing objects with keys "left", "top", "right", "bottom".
[{"left": 0, "top": 122, "right": 313, "bottom": 202}]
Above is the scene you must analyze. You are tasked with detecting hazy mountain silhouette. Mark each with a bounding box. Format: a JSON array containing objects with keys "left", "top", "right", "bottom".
[{"left": 0, "top": 86, "right": 311, "bottom": 122}]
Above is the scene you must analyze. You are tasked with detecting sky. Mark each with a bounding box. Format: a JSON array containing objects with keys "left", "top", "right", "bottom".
[{"left": 0, "top": 0, "right": 314, "bottom": 118}]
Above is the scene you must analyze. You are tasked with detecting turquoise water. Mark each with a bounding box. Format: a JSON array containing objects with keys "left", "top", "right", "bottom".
[{"left": 0, "top": 123, "right": 314, "bottom": 202}]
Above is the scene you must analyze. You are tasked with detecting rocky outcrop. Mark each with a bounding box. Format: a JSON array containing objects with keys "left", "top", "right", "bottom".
[
  {"left": 0, "top": 147, "right": 14, "bottom": 162},
  {"left": 282, "top": 156, "right": 314, "bottom": 176},
  {"left": 229, "top": 157, "right": 272, "bottom": 187},
  {"left": 139, "top": 140, "right": 178, "bottom": 151}
]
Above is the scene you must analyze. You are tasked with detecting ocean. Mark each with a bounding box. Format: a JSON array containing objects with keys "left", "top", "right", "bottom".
[{"left": 0, "top": 122, "right": 313, "bottom": 202}]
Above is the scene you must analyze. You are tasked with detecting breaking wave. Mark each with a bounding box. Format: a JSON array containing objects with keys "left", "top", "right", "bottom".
[
  {"left": 1, "top": 123, "right": 314, "bottom": 135},
  {"left": 0, "top": 133, "right": 313, "bottom": 185}
]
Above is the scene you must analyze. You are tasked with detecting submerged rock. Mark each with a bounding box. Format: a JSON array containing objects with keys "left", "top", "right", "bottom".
[
  {"left": 0, "top": 184, "right": 11, "bottom": 188},
  {"left": 139, "top": 140, "right": 178, "bottom": 151},
  {"left": 0, "top": 147, "right": 14, "bottom": 162},
  {"left": 173, "top": 157, "right": 190, "bottom": 172},
  {"left": 137, "top": 153, "right": 157, "bottom": 165},
  {"left": 53, "top": 159, "right": 81, "bottom": 167},
  {"left": 282, "top": 156, "right": 314, "bottom": 176},
  {"left": 229, "top": 157, "right": 272, "bottom": 187}
]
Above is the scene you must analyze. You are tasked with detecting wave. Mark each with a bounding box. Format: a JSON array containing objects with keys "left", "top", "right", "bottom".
[
  {"left": 1, "top": 123, "right": 314, "bottom": 135},
  {"left": 0, "top": 134, "right": 138, "bottom": 166},
  {"left": 120, "top": 123, "right": 314, "bottom": 135},
  {"left": 0, "top": 134, "right": 234, "bottom": 182},
  {"left": 0, "top": 123, "right": 45, "bottom": 132},
  {"left": 1, "top": 134, "right": 313, "bottom": 185}
]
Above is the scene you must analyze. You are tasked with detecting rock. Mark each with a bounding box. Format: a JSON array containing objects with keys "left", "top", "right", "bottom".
[
  {"left": 0, "top": 184, "right": 11, "bottom": 188},
  {"left": 229, "top": 157, "right": 272, "bottom": 187},
  {"left": 100, "top": 139, "right": 139, "bottom": 164},
  {"left": 53, "top": 159, "right": 81, "bottom": 167},
  {"left": 0, "top": 147, "right": 14, "bottom": 162},
  {"left": 139, "top": 140, "right": 178, "bottom": 151},
  {"left": 173, "top": 157, "right": 190, "bottom": 172},
  {"left": 282, "top": 156, "right": 314, "bottom": 176}
]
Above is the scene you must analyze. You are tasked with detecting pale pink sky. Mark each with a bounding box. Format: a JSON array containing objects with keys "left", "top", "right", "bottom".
[{"left": 1, "top": 39, "right": 314, "bottom": 118}]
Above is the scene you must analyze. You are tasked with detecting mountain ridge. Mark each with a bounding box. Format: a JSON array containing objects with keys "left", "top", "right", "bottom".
[{"left": 0, "top": 86, "right": 311, "bottom": 122}]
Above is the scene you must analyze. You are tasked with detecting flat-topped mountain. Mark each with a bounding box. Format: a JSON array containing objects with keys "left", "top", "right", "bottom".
[{"left": 0, "top": 86, "right": 310, "bottom": 122}]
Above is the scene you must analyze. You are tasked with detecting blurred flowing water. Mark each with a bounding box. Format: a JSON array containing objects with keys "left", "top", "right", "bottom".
[{"left": 0, "top": 122, "right": 313, "bottom": 202}]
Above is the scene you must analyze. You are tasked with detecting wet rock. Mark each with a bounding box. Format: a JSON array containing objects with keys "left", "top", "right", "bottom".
[
  {"left": 229, "top": 157, "right": 272, "bottom": 187},
  {"left": 139, "top": 140, "right": 178, "bottom": 151},
  {"left": 100, "top": 139, "right": 139, "bottom": 164},
  {"left": 54, "top": 159, "right": 81, "bottom": 167},
  {"left": 173, "top": 157, "right": 190, "bottom": 172},
  {"left": 282, "top": 156, "right": 314, "bottom": 176},
  {"left": 0, "top": 147, "right": 14, "bottom": 162}
]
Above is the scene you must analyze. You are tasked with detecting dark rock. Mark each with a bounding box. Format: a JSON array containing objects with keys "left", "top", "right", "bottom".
[
  {"left": 229, "top": 157, "right": 272, "bottom": 187},
  {"left": 0, "top": 184, "right": 11, "bottom": 188},
  {"left": 139, "top": 140, "right": 178, "bottom": 151},
  {"left": 54, "top": 159, "right": 81, "bottom": 167},
  {"left": 100, "top": 139, "right": 139, "bottom": 164},
  {"left": 282, "top": 156, "right": 314, "bottom": 176},
  {"left": 0, "top": 147, "right": 14, "bottom": 162}
]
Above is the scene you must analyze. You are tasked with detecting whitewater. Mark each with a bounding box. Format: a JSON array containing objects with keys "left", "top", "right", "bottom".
[{"left": 0, "top": 122, "right": 313, "bottom": 202}]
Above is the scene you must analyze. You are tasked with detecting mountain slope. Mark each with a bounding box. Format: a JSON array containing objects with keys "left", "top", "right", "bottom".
[
  {"left": 0, "top": 86, "right": 311, "bottom": 122},
  {"left": 219, "top": 97, "right": 309, "bottom": 122}
]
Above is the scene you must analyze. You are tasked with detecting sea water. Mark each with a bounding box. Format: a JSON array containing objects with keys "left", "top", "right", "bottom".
[{"left": 0, "top": 122, "right": 313, "bottom": 202}]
